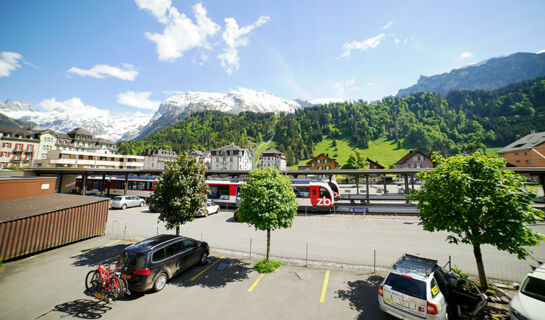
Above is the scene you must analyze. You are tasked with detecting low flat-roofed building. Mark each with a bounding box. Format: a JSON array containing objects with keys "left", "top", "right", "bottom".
[
  {"left": 34, "top": 149, "right": 144, "bottom": 169},
  {"left": 0, "top": 193, "right": 109, "bottom": 261}
]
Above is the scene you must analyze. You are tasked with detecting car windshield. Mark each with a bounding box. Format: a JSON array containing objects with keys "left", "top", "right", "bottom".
[
  {"left": 521, "top": 276, "right": 545, "bottom": 302},
  {"left": 119, "top": 251, "right": 146, "bottom": 268},
  {"left": 113, "top": 196, "right": 122, "bottom": 201},
  {"left": 385, "top": 273, "right": 427, "bottom": 300}
]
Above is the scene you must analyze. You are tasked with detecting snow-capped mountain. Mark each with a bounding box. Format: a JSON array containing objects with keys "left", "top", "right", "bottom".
[
  {"left": 0, "top": 99, "right": 37, "bottom": 112},
  {"left": 0, "top": 99, "right": 152, "bottom": 141},
  {"left": 137, "top": 88, "right": 308, "bottom": 139}
]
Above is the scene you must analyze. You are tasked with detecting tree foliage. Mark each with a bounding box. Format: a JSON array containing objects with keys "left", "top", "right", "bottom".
[
  {"left": 151, "top": 153, "right": 209, "bottom": 235},
  {"left": 409, "top": 153, "right": 544, "bottom": 288},
  {"left": 237, "top": 167, "right": 298, "bottom": 261},
  {"left": 341, "top": 150, "right": 369, "bottom": 169}
]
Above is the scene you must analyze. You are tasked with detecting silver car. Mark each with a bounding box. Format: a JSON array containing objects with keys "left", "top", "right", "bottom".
[
  {"left": 379, "top": 254, "right": 486, "bottom": 319},
  {"left": 111, "top": 195, "right": 146, "bottom": 210}
]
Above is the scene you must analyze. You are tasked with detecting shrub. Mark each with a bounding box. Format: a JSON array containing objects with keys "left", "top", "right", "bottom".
[{"left": 254, "top": 259, "right": 282, "bottom": 273}]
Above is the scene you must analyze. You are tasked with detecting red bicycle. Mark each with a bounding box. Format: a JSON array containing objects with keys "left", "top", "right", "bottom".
[{"left": 85, "top": 264, "right": 129, "bottom": 302}]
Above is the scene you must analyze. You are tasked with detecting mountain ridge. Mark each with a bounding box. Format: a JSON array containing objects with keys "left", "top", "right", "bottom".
[{"left": 397, "top": 52, "right": 545, "bottom": 96}]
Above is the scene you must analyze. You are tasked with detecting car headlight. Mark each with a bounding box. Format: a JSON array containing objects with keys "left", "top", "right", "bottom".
[{"left": 510, "top": 306, "right": 529, "bottom": 320}]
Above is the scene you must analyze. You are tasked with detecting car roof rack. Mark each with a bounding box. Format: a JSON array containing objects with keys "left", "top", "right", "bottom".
[{"left": 393, "top": 254, "right": 438, "bottom": 277}]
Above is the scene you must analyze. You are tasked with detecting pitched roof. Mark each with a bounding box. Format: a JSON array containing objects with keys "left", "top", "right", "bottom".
[
  {"left": 306, "top": 153, "right": 339, "bottom": 165},
  {"left": 366, "top": 157, "right": 384, "bottom": 169},
  {"left": 67, "top": 127, "right": 93, "bottom": 137},
  {"left": 497, "top": 131, "right": 545, "bottom": 154},
  {"left": 213, "top": 143, "right": 246, "bottom": 151},
  {"left": 395, "top": 150, "right": 429, "bottom": 164},
  {"left": 261, "top": 149, "right": 284, "bottom": 156}
]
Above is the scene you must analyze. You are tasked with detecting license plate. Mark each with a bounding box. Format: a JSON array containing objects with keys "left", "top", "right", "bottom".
[
  {"left": 94, "top": 292, "right": 105, "bottom": 300},
  {"left": 121, "top": 273, "right": 131, "bottom": 279}
]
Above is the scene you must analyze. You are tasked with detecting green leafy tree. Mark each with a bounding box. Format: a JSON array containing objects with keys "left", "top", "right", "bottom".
[
  {"left": 409, "top": 153, "right": 544, "bottom": 288},
  {"left": 151, "top": 154, "right": 209, "bottom": 235},
  {"left": 341, "top": 150, "right": 369, "bottom": 169},
  {"left": 237, "top": 167, "right": 298, "bottom": 261}
]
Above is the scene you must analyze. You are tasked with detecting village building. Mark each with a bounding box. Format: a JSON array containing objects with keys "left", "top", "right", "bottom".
[
  {"left": 497, "top": 131, "right": 545, "bottom": 167},
  {"left": 187, "top": 150, "right": 212, "bottom": 168},
  {"left": 258, "top": 149, "right": 287, "bottom": 171},
  {"left": 367, "top": 157, "right": 385, "bottom": 169},
  {"left": 394, "top": 150, "right": 433, "bottom": 169},
  {"left": 210, "top": 143, "right": 252, "bottom": 171},
  {"left": 306, "top": 153, "right": 340, "bottom": 171},
  {"left": 0, "top": 126, "right": 39, "bottom": 168},
  {"left": 142, "top": 149, "right": 178, "bottom": 170}
]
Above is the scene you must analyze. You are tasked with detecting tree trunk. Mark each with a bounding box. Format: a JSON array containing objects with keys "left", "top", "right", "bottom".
[
  {"left": 473, "top": 243, "right": 488, "bottom": 289},
  {"left": 176, "top": 225, "right": 180, "bottom": 236},
  {"left": 266, "top": 229, "right": 271, "bottom": 261}
]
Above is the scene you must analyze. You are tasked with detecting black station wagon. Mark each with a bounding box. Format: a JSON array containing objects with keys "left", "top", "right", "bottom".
[{"left": 118, "top": 234, "right": 209, "bottom": 292}]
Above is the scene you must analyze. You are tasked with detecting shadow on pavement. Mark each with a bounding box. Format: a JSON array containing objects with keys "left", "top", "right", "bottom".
[
  {"left": 336, "top": 274, "right": 395, "bottom": 320},
  {"left": 71, "top": 244, "right": 129, "bottom": 267},
  {"left": 36, "top": 299, "right": 112, "bottom": 319},
  {"left": 170, "top": 257, "right": 252, "bottom": 289}
]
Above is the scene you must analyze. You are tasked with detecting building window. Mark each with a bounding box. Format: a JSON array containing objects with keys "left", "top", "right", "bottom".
[{"left": 408, "top": 163, "right": 412, "bottom": 168}]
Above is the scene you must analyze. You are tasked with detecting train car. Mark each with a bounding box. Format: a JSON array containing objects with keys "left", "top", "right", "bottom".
[
  {"left": 207, "top": 179, "right": 335, "bottom": 209},
  {"left": 75, "top": 176, "right": 156, "bottom": 199},
  {"left": 291, "top": 178, "right": 340, "bottom": 200},
  {"left": 206, "top": 179, "right": 243, "bottom": 206}
]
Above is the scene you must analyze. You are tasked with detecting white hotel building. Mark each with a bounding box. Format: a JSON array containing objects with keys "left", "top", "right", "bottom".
[{"left": 210, "top": 143, "right": 252, "bottom": 171}]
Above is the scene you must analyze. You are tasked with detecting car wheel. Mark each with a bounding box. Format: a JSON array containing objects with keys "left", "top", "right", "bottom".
[
  {"left": 152, "top": 272, "right": 168, "bottom": 292},
  {"left": 140, "top": 201, "right": 145, "bottom": 207},
  {"left": 200, "top": 251, "right": 208, "bottom": 265},
  {"left": 121, "top": 204, "right": 127, "bottom": 210}
]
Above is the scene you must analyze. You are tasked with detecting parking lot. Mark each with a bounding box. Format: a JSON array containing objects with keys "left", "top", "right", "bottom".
[
  {"left": 1, "top": 206, "right": 540, "bottom": 319},
  {"left": 0, "top": 236, "right": 392, "bottom": 319}
]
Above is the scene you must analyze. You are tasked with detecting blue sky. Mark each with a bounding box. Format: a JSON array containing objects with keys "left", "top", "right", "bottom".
[{"left": 1, "top": 0, "right": 545, "bottom": 115}]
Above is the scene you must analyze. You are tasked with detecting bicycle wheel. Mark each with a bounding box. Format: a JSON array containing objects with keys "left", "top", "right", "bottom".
[
  {"left": 109, "top": 275, "right": 123, "bottom": 299},
  {"left": 85, "top": 270, "right": 100, "bottom": 291}
]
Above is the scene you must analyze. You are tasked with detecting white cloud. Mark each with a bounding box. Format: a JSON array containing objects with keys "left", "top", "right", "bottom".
[
  {"left": 537, "top": 49, "right": 545, "bottom": 54},
  {"left": 135, "top": 0, "right": 171, "bottom": 24},
  {"left": 0, "top": 51, "right": 23, "bottom": 78},
  {"left": 116, "top": 91, "right": 161, "bottom": 111},
  {"left": 218, "top": 16, "right": 270, "bottom": 74},
  {"left": 367, "top": 82, "right": 376, "bottom": 86},
  {"left": 39, "top": 97, "right": 111, "bottom": 119},
  {"left": 457, "top": 51, "right": 474, "bottom": 59},
  {"left": 332, "top": 79, "right": 359, "bottom": 93},
  {"left": 144, "top": 3, "right": 220, "bottom": 62},
  {"left": 67, "top": 63, "right": 138, "bottom": 81},
  {"left": 382, "top": 20, "right": 393, "bottom": 30},
  {"left": 342, "top": 34, "right": 385, "bottom": 58},
  {"left": 394, "top": 38, "right": 401, "bottom": 44}
]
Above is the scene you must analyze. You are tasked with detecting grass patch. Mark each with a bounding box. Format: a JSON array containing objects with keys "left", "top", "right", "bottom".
[
  {"left": 288, "top": 136, "right": 412, "bottom": 169},
  {"left": 484, "top": 147, "right": 502, "bottom": 158},
  {"left": 254, "top": 258, "right": 282, "bottom": 273}
]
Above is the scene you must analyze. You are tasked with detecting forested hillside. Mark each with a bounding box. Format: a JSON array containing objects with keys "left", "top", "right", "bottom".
[{"left": 118, "top": 77, "right": 545, "bottom": 166}]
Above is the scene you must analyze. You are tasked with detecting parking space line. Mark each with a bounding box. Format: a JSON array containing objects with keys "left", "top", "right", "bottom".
[
  {"left": 248, "top": 274, "right": 264, "bottom": 292},
  {"left": 71, "top": 239, "right": 121, "bottom": 257},
  {"left": 190, "top": 256, "right": 224, "bottom": 281},
  {"left": 320, "top": 270, "right": 330, "bottom": 303}
]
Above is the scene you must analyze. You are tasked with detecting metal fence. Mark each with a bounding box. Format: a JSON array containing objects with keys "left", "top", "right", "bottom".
[{"left": 104, "top": 219, "right": 538, "bottom": 282}]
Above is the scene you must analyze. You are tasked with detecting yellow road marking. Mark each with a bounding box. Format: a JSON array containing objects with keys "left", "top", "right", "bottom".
[
  {"left": 248, "top": 274, "right": 264, "bottom": 292},
  {"left": 320, "top": 270, "right": 330, "bottom": 303},
  {"left": 190, "top": 256, "right": 224, "bottom": 281},
  {"left": 72, "top": 239, "right": 121, "bottom": 257}
]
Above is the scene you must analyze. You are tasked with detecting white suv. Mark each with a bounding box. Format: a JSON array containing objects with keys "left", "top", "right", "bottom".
[
  {"left": 378, "top": 254, "right": 486, "bottom": 319},
  {"left": 509, "top": 263, "right": 545, "bottom": 320}
]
